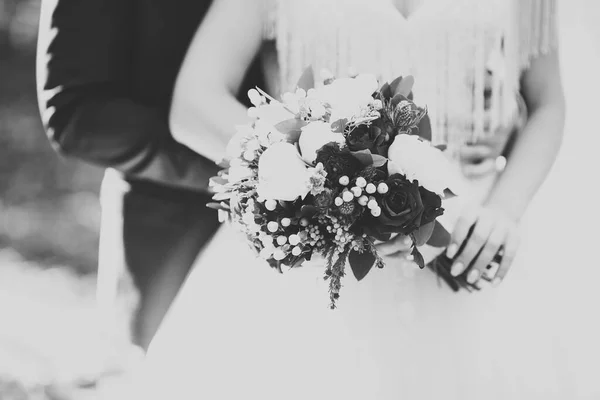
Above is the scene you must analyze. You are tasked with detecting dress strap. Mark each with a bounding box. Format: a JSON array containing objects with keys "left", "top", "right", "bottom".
[
  {"left": 262, "top": 0, "right": 279, "bottom": 40},
  {"left": 517, "top": 0, "right": 559, "bottom": 68}
]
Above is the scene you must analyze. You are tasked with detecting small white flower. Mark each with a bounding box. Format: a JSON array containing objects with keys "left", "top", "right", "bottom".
[
  {"left": 226, "top": 157, "right": 253, "bottom": 182},
  {"left": 298, "top": 121, "right": 345, "bottom": 165},
  {"left": 308, "top": 162, "right": 327, "bottom": 195},
  {"left": 257, "top": 142, "right": 311, "bottom": 201},
  {"left": 387, "top": 134, "right": 464, "bottom": 195},
  {"left": 247, "top": 89, "right": 263, "bottom": 107},
  {"left": 307, "top": 99, "right": 327, "bottom": 120},
  {"left": 254, "top": 101, "right": 294, "bottom": 126}
]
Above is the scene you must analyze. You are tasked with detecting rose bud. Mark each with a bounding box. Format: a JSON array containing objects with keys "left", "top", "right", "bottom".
[
  {"left": 298, "top": 121, "right": 346, "bottom": 165},
  {"left": 257, "top": 142, "right": 311, "bottom": 201}
]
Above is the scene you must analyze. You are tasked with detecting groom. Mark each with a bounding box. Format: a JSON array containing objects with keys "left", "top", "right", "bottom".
[{"left": 36, "top": 0, "right": 265, "bottom": 350}]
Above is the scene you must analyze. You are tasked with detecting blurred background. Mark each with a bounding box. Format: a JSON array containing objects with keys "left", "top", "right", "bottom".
[
  {"left": 1, "top": 1, "right": 138, "bottom": 399},
  {"left": 0, "top": 0, "right": 599, "bottom": 399}
]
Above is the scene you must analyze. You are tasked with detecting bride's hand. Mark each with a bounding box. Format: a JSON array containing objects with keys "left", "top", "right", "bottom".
[
  {"left": 374, "top": 234, "right": 413, "bottom": 260},
  {"left": 446, "top": 205, "right": 520, "bottom": 287}
]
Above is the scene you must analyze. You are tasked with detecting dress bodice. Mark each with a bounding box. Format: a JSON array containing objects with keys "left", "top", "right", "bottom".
[{"left": 262, "top": 0, "right": 557, "bottom": 147}]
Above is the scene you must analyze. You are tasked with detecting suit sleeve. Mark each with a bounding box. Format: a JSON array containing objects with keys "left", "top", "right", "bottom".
[{"left": 36, "top": 0, "right": 218, "bottom": 192}]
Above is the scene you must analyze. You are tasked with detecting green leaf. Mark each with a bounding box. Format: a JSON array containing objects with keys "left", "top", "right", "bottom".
[
  {"left": 209, "top": 176, "right": 229, "bottom": 186},
  {"left": 331, "top": 118, "right": 348, "bottom": 133},
  {"left": 411, "top": 247, "right": 425, "bottom": 269},
  {"left": 413, "top": 221, "right": 435, "bottom": 246},
  {"left": 415, "top": 113, "right": 432, "bottom": 141},
  {"left": 350, "top": 149, "right": 388, "bottom": 167},
  {"left": 379, "top": 82, "right": 392, "bottom": 99},
  {"left": 349, "top": 249, "right": 376, "bottom": 281},
  {"left": 426, "top": 220, "right": 452, "bottom": 248},
  {"left": 396, "top": 75, "right": 415, "bottom": 97},
  {"left": 207, "top": 202, "right": 230, "bottom": 211},
  {"left": 296, "top": 67, "right": 315, "bottom": 91},
  {"left": 274, "top": 118, "right": 308, "bottom": 143},
  {"left": 388, "top": 76, "right": 404, "bottom": 96},
  {"left": 217, "top": 159, "right": 230, "bottom": 169},
  {"left": 443, "top": 188, "right": 457, "bottom": 199},
  {"left": 212, "top": 192, "right": 232, "bottom": 202}
]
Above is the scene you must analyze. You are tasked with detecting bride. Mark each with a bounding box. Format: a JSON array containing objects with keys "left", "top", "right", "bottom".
[{"left": 133, "top": 0, "right": 591, "bottom": 398}]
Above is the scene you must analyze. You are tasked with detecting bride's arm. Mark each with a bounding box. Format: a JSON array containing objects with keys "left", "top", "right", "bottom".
[
  {"left": 169, "top": 0, "right": 266, "bottom": 163},
  {"left": 484, "top": 52, "right": 565, "bottom": 218},
  {"left": 447, "top": 50, "right": 565, "bottom": 285}
]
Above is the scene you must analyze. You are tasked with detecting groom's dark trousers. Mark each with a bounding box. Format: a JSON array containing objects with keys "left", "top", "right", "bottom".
[{"left": 36, "top": 0, "right": 265, "bottom": 350}]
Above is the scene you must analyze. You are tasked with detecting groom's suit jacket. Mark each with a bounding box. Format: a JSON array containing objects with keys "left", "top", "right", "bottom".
[{"left": 37, "top": 0, "right": 265, "bottom": 337}]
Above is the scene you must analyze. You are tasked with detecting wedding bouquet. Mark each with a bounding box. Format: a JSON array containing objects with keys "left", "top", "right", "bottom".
[{"left": 209, "top": 69, "right": 463, "bottom": 308}]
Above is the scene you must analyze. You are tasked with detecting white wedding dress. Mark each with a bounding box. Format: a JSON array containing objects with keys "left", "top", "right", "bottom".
[{"left": 134, "top": 1, "right": 600, "bottom": 399}]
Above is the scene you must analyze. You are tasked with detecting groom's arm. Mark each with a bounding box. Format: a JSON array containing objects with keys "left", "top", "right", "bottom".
[{"left": 36, "top": 0, "right": 218, "bottom": 191}]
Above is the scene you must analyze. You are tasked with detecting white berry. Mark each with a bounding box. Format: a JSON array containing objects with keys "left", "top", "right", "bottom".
[
  {"left": 342, "top": 191, "right": 354, "bottom": 202},
  {"left": 351, "top": 187, "right": 362, "bottom": 197},
  {"left": 265, "top": 199, "right": 277, "bottom": 211},
  {"left": 243, "top": 150, "right": 255, "bottom": 161},
  {"left": 259, "top": 248, "right": 273, "bottom": 259},
  {"left": 355, "top": 177, "right": 367, "bottom": 188},
  {"left": 276, "top": 236, "right": 287, "bottom": 246},
  {"left": 371, "top": 207, "right": 382, "bottom": 217},
  {"left": 367, "top": 199, "right": 378, "bottom": 210},
  {"left": 366, "top": 183, "right": 377, "bottom": 194},
  {"left": 377, "top": 183, "right": 389, "bottom": 194},
  {"left": 358, "top": 195, "right": 369, "bottom": 206},
  {"left": 273, "top": 249, "right": 287, "bottom": 260},
  {"left": 292, "top": 246, "right": 302, "bottom": 256},
  {"left": 281, "top": 218, "right": 291, "bottom": 227},
  {"left": 247, "top": 89, "right": 262, "bottom": 106},
  {"left": 334, "top": 197, "right": 344, "bottom": 206},
  {"left": 338, "top": 176, "right": 350, "bottom": 186},
  {"left": 289, "top": 234, "right": 300, "bottom": 246},
  {"left": 267, "top": 221, "right": 279, "bottom": 232}
]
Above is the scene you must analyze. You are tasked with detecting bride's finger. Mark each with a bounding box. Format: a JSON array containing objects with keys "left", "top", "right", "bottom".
[
  {"left": 450, "top": 215, "right": 494, "bottom": 278},
  {"left": 466, "top": 225, "right": 507, "bottom": 285},
  {"left": 447, "top": 208, "right": 479, "bottom": 260},
  {"left": 492, "top": 229, "right": 520, "bottom": 286},
  {"left": 374, "top": 235, "right": 412, "bottom": 256}
]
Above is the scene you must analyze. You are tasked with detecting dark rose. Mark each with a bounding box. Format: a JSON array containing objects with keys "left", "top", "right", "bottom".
[
  {"left": 315, "top": 143, "right": 362, "bottom": 182},
  {"left": 378, "top": 174, "right": 425, "bottom": 234},
  {"left": 347, "top": 125, "right": 387, "bottom": 154},
  {"left": 418, "top": 186, "right": 444, "bottom": 225}
]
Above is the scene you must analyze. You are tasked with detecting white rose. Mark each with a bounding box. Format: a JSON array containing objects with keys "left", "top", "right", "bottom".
[
  {"left": 387, "top": 134, "right": 464, "bottom": 196},
  {"left": 257, "top": 142, "right": 311, "bottom": 201},
  {"left": 316, "top": 74, "right": 379, "bottom": 122},
  {"left": 298, "top": 121, "right": 345, "bottom": 165}
]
